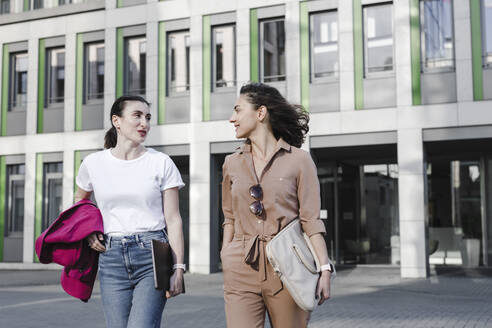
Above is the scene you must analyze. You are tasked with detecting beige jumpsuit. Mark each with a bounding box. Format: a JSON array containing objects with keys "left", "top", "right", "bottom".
[{"left": 221, "top": 138, "right": 326, "bottom": 328}]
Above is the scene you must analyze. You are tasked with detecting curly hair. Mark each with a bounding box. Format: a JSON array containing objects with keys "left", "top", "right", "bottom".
[{"left": 239, "top": 82, "right": 309, "bottom": 148}]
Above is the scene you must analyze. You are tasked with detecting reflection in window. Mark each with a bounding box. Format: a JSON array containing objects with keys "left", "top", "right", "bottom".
[
  {"left": 85, "top": 42, "right": 104, "bottom": 101},
  {"left": 9, "top": 53, "right": 28, "bottom": 111},
  {"left": 420, "top": 0, "right": 454, "bottom": 71},
  {"left": 364, "top": 4, "right": 393, "bottom": 74},
  {"left": 124, "top": 37, "right": 146, "bottom": 96},
  {"left": 6, "top": 164, "right": 25, "bottom": 236},
  {"left": 1, "top": 0, "right": 10, "bottom": 14},
  {"left": 213, "top": 25, "right": 236, "bottom": 89},
  {"left": 310, "top": 11, "right": 338, "bottom": 79},
  {"left": 58, "top": 0, "right": 73, "bottom": 5},
  {"left": 483, "top": 0, "right": 492, "bottom": 66},
  {"left": 47, "top": 48, "right": 65, "bottom": 105},
  {"left": 168, "top": 31, "right": 190, "bottom": 94},
  {"left": 33, "top": 0, "right": 44, "bottom": 9},
  {"left": 261, "top": 18, "right": 285, "bottom": 82},
  {"left": 42, "top": 162, "right": 63, "bottom": 230}
]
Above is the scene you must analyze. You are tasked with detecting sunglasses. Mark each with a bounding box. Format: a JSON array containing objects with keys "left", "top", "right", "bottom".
[{"left": 249, "top": 184, "right": 264, "bottom": 217}]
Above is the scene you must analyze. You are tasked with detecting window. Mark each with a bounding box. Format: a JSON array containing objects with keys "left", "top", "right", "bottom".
[
  {"left": 260, "top": 18, "right": 285, "bottom": 82},
  {"left": 42, "top": 162, "right": 63, "bottom": 230},
  {"left": 212, "top": 25, "right": 236, "bottom": 89},
  {"left": 33, "top": 0, "right": 44, "bottom": 9},
  {"left": 59, "top": 0, "right": 73, "bottom": 5},
  {"left": 124, "top": 36, "right": 146, "bottom": 96},
  {"left": 420, "top": 0, "right": 454, "bottom": 71},
  {"left": 47, "top": 48, "right": 65, "bottom": 105},
  {"left": 85, "top": 42, "right": 104, "bottom": 101},
  {"left": 6, "top": 164, "right": 25, "bottom": 236},
  {"left": 364, "top": 4, "right": 394, "bottom": 74},
  {"left": 9, "top": 52, "right": 28, "bottom": 111},
  {"left": 483, "top": 0, "right": 492, "bottom": 67},
  {"left": 1, "top": 0, "right": 10, "bottom": 14},
  {"left": 310, "top": 11, "right": 338, "bottom": 80},
  {"left": 168, "top": 31, "right": 190, "bottom": 94}
]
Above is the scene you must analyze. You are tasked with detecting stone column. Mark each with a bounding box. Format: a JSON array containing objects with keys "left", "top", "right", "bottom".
[
  {"left": 398, "top": 128, "right": 428, "bottom": 278},
  {"left": 338, "top": 0, "right": 355, "bottom": 111}
]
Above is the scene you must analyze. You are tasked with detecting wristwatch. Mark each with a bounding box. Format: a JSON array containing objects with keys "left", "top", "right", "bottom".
[{"left": 173, "top": 264, "right": 186, "bottom": 272}]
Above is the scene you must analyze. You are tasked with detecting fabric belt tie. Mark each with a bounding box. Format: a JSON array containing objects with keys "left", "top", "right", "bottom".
[{"left": 238, "top": 234, "right": 272, "bottom": 282}]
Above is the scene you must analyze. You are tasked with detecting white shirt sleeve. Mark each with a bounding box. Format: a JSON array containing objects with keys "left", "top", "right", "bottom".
[
  {"left": 76, "top": 160, "right": 93, "bottom": 192},
  {"left": 160, "top": 157, "right": 185, "bottom": 191}
]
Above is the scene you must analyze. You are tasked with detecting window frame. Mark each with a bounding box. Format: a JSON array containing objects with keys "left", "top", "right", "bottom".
[
  {"left": 362, "top": 2, "right": 395, "bottom": 78},
  {"left": 123, "top": 35, "right": 146, "bottom": 97},
  {"left": 166, "top": 29, "right": 191, "bottom": 96},
  {"left": 309, "top": 10, "right": 339, "bottom": 84},
  {"left": 45, "top": 47, "right": 65, "bottom": 108},
  {"left": 8, "top": 51, "right": 28, "bottom": 112},
  {"left": 83, "top": 41, "right": 105, "bottom": 104},
  {"left": 482, "top": 0, "right": 492, "bottom": 68},
  {"left": 419, "top": 0, "right": 456, "bottom": 73},
  {"left": 6, "top": 165, "right": 25, "bottom": 238},
  {"left": 42, "top": 165, "right": 63, "bottom": 231},
  {"left": 259, "top": 17, "right": 286, "bottom": 83},
  {"left": 211, "top": 23, "right": 236, "bottom": 92}
]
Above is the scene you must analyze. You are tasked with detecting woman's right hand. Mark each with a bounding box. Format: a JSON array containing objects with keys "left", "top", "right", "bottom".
[{"left": 86, "top": 232, "right": 106, "bottom": 252}]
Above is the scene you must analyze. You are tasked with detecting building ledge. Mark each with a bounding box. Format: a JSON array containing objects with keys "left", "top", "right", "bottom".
[{"left": 0, "top": 0, "right": 105, "bottom": 26}]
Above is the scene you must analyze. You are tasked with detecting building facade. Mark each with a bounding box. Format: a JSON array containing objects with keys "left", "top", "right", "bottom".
[{"left": 0, "top": 0, "right": 491, "bottom": 278}]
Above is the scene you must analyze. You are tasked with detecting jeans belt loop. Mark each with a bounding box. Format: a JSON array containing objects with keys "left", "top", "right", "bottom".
[
  {"left": 135, "top": 234, "right": 140, "bottom": 243},
  {"left": 107, "top": 235, "right": 112, "bottom": 249}
]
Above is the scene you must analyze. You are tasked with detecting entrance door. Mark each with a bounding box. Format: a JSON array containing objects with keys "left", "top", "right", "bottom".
[
  {"left": 428, "top": 159, "right": 485, "bottom": 267},
  {"left": 336, "top": 162, "right": 399, "bottom": 265},
  {"left": 315, "top": 151, "right": 400, "bottom": 266}
]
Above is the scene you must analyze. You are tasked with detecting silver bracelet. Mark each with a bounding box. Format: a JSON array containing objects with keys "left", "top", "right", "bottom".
[{"left": 173, "top": 263, "right": 186, "bottom": 271}]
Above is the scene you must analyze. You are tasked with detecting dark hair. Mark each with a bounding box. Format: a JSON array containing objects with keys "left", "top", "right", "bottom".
[
  {"left": 239, "top": 82, "right": 309, "bottom": 148},
  {"left": 104, "top": 95, "right": 150, "bottom": 149}
]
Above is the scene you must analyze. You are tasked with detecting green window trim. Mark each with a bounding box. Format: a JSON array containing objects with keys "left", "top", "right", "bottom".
[
  {"left": 410, "top": 0, "right": 422, "bottom": 105},
  {"left": 300, "top": 2, "right": 310, "bottom": 111},
  {"left": 203, "top": 15, "right": 211, "bottom": 122},
  {"left": 250, "top": 9, "right": 259, "bottom": 82},
  {"left": 34, "top": 153, "right": 43, "bottom": 262},
  {"left": 23, "top": 0, "right": 29, "bottom": 11},
  {"left": 74, "top": 151, "right": 81, "bottom": 196},
  {"left": 470, "top": 0, "right": 484, "bottom": 101},
  {"left": 353, "top": 0, "right": 364, "bottom": 110},
  {"left": 116, "top": 28, "right": 124, "bottom": 99},
  {"left": 117, "top": 0, "right": 123, "bottom": 8},
  {"left": 75, "top": 34, "right": 84, "bottom": 131},
  {"left": 1, "top": 44, "right": 8, "bottom": 136},
  {"left": 37, "top": 39, "right": 46, "bottom": 134},
  {"left": 158, "top": 22, "right": 166, "bottom": 125},
  {"left": 0, "top": 156, "right": 6, "bottom": 261}
]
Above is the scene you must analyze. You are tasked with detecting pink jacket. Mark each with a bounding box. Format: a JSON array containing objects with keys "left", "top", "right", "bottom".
[{"left": 35, "top": 199, "right": 104, "bottom": 302}]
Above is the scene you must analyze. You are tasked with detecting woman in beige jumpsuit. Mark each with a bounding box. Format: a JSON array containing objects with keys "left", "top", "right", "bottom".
[{"left": 221, "top": 82, "right": 334, "bottom": 328}]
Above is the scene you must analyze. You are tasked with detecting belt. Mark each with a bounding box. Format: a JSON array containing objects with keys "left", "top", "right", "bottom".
[{"left": 234, "top": 234, "right": 273, "bottom": 282}]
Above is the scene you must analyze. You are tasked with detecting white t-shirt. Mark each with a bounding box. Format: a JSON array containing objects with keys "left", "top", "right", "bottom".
[{"left": 76, "top": 148, "right": 185, "bottom": 235}]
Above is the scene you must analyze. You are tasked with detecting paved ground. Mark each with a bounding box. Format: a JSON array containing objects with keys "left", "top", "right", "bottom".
[{"left": 1, "top": 266, "right": 492, "bottom": 328}]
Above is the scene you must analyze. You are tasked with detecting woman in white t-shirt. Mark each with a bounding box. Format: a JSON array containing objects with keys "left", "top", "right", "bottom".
[{"left": 74, "top": 95, "right": 186, "bottom": 328}]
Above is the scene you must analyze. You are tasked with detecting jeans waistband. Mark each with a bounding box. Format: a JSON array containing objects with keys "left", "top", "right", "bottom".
[{"left": 103, "top": 230, "right": 167, "bottom": 248}]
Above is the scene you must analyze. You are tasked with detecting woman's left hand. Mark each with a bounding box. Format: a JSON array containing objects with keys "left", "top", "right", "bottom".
[
  {"left": 166, "top": 269, "right": 184, "bottom": 298},
  {"left": 316, "top": 271, "right": 331, "bottom": 305}
]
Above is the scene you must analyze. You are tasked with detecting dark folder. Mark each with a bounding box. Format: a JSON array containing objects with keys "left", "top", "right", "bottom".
[{"left": 151, "top": 239, "right": 185, "bottom": 293}]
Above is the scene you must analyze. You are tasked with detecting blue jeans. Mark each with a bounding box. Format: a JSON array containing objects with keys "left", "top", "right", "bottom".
[{"left": 99, "top": 230, "right": 168, "bottom": 328}]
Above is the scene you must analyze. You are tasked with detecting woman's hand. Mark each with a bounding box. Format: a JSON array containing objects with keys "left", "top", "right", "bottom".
[
  {"left": 86, "top": 232, "right": 106, "bottom": 252},
  {"left": 316, "top": 271, "right": 331, "bottom": 305},
  {"left": 166, "top": 269, "right": 184, "bottom": 298}
]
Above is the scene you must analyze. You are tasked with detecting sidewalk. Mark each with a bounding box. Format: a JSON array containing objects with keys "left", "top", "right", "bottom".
[{"left": 1, "top": 266, "right": 491, "bottom": 327}]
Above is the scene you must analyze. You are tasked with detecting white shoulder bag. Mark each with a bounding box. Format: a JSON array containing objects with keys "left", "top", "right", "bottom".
[{"left": 265, "top": 218, "right": 336, "bottom": 312}]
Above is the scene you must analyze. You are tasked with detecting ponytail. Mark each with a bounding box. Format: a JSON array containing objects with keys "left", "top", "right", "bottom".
[
  {"left": 104, "top": 126, "right": 117, "bottom": 149},
  {"left": 105, "top": 95, "right": 150, "bottom": 149}
]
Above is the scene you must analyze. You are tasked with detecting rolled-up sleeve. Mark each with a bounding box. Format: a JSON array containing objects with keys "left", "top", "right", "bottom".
[
  {"left": 221, "top": 156, "right": 234, "bottom": 227},
  {"left": 297, "top": 151, "right": 326, "bottom": 237}
]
